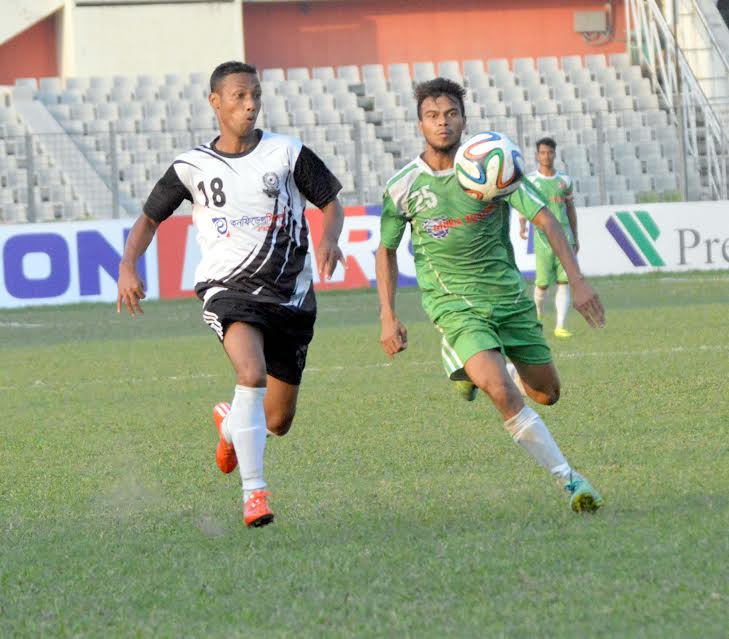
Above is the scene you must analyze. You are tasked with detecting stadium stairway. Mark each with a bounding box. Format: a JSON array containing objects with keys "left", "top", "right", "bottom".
[{"left": 12, "top": 87, "right": 116, "bottom": 219}]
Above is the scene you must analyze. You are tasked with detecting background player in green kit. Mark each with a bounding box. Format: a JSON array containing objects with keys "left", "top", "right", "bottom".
[
  {"left": 375, "top": 78, "right": 605, "bottom": 512},
  {"left": 520, "top": 137, "right": 579, "bottom": 338}
]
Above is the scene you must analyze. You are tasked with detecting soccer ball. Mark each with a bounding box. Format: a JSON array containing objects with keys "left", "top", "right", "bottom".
[{"left": 454, "top": 132, "right": 525, "bottom": 201}]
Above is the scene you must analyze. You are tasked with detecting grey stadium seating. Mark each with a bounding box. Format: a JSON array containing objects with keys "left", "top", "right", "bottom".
[{"left": 1, "top": 54, "right": 706, "bottom": 222}]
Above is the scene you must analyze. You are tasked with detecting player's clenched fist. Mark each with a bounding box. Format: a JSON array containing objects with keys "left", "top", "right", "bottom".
[{"left": 379, "top": 317, "right": 408, "bottom": 359}]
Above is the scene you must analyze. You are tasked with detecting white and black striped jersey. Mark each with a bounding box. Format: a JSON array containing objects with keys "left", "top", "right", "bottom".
[{"left": 144, "top": 130, "right": 342, "bottom": 313}]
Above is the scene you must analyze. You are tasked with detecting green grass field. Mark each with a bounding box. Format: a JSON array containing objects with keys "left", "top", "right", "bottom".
[{"left": 1, "top": 271, "right": 728, "bottom": 638}]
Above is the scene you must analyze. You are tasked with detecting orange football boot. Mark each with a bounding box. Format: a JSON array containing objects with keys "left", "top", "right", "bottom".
[
  {"left": 244, "top": 490, "right": 274, "bottom": 527},
  {"left": 213, "top": 402, "right": 237, "bottom": 474}
]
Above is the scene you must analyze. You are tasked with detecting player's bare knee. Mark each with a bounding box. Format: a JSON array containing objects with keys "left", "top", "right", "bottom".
[
  {"left": 267, "top": 411, "right": 295, "bottom": 436},
  {"left": 530, "top": 385, "right": 560, "bottom": 406},
  {"left": 478, "top": 379, "right": 522, "bottom": 414},
  {"left": 235, "top": 366, "right": 267, "bottom": 388}
]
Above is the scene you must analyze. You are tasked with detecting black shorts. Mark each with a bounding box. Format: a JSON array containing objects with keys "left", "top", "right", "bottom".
[{"left": 202, "top": 291, "right": 315, "bottom": 386}]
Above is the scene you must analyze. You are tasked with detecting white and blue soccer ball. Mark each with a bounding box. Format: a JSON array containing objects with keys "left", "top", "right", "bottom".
[{"left": 454, "top": 132, "right": 525, "bottom": 201}]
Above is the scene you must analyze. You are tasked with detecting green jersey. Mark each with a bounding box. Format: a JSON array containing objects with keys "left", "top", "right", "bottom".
[
  {"left": 525, "top": 170, "right": 575, "bottom": 248},
  {"left": 380, "top": 156, "right": 548, "bottom": 318}
]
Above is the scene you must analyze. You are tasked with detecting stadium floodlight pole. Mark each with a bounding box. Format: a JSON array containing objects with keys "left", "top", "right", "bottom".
[{"left": 672, "top": 0, "right": 689, "bottom": 200}]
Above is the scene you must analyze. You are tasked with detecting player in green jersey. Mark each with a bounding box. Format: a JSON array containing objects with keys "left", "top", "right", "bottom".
[
  {"left": 375, "top": 78, "right": 605, "bottom": 513},
  {"left": 520, "top": 137, "right": 579, "bottom": 338}
]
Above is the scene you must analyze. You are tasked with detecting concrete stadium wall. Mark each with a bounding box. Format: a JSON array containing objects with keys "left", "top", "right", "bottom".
[
  {"left": 0, "top": 13, "right": 59, "bottom": 85},
  {"left": 71, "top": 1, "right": 244, "bottom": 77},
  {"left": 243, "top": 0, "right": 627, "bottom": 70},
  {"left": 1, "top": 201, "right": 727, "bottom": 309}
]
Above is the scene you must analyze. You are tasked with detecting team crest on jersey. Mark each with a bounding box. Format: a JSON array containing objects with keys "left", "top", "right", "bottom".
[
  {"left": 262, "top": 172, "right": 280, "bottom": 198},
  {"left": 212, "top": 217, "right": 228, "bottom": 235},
  {"left": 407, "top": 185, "right": 438, "bottom": 214},
  {"left": 422, "top": 216, "right": 453, "bottom": 239}
]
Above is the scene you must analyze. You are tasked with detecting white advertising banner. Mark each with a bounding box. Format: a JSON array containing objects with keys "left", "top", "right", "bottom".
[
  {"left": 0, "top": 219, "right": 160, "bottom": 309},
  {"left": 555, "top": 200, "right": 729, "bottom": 276},
  {"left": 0, "top": 201, "right": 726, "bottom": 308}
]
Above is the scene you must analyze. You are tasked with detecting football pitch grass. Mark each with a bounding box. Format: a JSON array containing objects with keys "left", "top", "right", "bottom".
[{"left": 1, "top": 271, "right": 728, "bottom": 638}]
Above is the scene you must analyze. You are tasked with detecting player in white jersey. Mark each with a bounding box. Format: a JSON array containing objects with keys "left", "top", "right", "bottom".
[{"left": 116, "top": 62, "right": 345, "bottom": 527}]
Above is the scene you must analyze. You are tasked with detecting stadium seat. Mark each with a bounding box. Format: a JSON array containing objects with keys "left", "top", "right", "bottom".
[
  {"left": 89, "top": 76, "right": 113, "bottom": 90},
  {"left": 286, "top": 94, "right": 312, "bottom": 111},
  {"left": 287, "top": 67, "right": 310, "bottom": 81},
  {"left": 526, "top": 85, "right": 551, "bottom": 102},
  {"left": 654, "top": 173, "right": 679, "bottom": 193},
  {"left": 585, "top": 96, "right": 609, "bottom": 113},
  {"left": 620, "top": 66, "right": 644, "bottom": 82},
  {"left": 552, "top": 84, "right": 576, "bottom": 101},
  {"left": 312, "top": 66, "right": 335, "bottom": 81},
  {"left": 609, "top": 190, "right": 636, "bottom": 204},
  {"left": 561, "top": 55, "right": 583, "bottom": 73},
  {"left": 278, "top": 80, "right": 302, "bottom": 97},
  {"left": 560, "top": 98, "right": 584, "bottom": 115},
  {"left": 362, "top": 64, "right": 386, "bottom": 83},
  {"left": 463, "top": 59, "right": 485, "bottom": 78},
  {"left": 487, "top": 58, "right": 510, "bottom": 75},
  {"left": 413, "top": 62, "right": 436, "bottom": 82},
  {"left": 337, "top": 65, "right": 361, "bottom": 84},
  {"left": 509, "top": 101, "right": 533, "bottom": 117},
  {"left": 610, "top": 95, "right": 635, "bottom": 112},
  {"left": 609, "top": 53, "right": 631, "bottom": 68},
  {"left": 311, "top": 93, "right": 336, "bottom": 111},
  {"left": 537, "top": 56, "right": 560, "bottom": 74},
  {"left": 637, "top": 94, "right": 660, "bottom": 111},
  {"left": 534, "top": 99, "right": 558, "bottom": 116},
  {"left": 437, "top": 60, "right": 462, "bottom": 82},
  {"left": 585, "top": 54, "right": 607, "bottom": 71},
  {"left": 512, "top": 57, "right": 536, "bottom": 75},
  {"left": 301, "top": 79, "right": 325, "bottom": 95},
  {"left": 631, "top": 173, "right": 655, "bottom": 193},
  {"left": 543, "top": 69, "right": 568, "bottom": 87},
  {"left": 134, "top": 85, "right": 157, "bottom": 101},
  {"left": 326, "top": 78, "right": 351, "bottom": 94},
  {"left": 262, "top": 68, "right": 285, "bottom": 82}
]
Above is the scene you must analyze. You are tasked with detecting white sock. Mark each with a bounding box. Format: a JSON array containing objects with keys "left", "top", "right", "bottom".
[
  {"left": 222, "top": 415, "right": 275, "bottom": 439},
  {"left": 534, "top": 287, "right": 546, "bottom": 318},
  {"left": 228, "top": 385, "right": 268, "bottom": 499},
  {"left": 555, "top": 283, "right": 571, "bottom": 329},
  {"left": 505, "top": 362, "right": 527, "bottom": 397},
  {"left": 503, "top": 405, "right": 572, "bottom": 482}
]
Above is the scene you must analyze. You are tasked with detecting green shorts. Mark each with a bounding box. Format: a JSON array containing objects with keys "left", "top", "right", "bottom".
[
  {"left": 434, "top": 297, "right": 552, "bottom": 381},
  {"left": 534, "top": 243, "right": 571, "bottom": 288}
]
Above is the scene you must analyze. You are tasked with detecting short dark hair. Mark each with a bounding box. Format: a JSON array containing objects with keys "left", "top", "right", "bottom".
[
  {"left": 210, "top": 61, "right": 258, "bottom": 93},
  {"left": 414, "top": 77, "right": 466, "bottom": 120},
  {"left": 536, "top": 137, "right": 557, "bottom": 150}
]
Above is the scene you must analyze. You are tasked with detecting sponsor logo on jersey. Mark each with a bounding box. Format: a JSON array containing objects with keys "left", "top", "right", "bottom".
[
  {"left": 262, "top": 172, "right": 281, "bottom": 198},
  {"left": 212, "top": 217, "right": 228, "bottom": 235},
  {"left": 422, "top": 216, "right": 454, "bottom": 239},
  {"left": 421, "top": 206, "right": 496, "bottom": 239}
]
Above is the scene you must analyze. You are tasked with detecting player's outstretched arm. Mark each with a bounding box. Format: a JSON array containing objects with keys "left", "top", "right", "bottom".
[
  {"left": 315, "top": 198, "right": 346, "bottom": 281},
  {"left": 117, "top": 213, "right": 159, "bottom": 317},
  {"left": 531, "top": 208, "right": 605, "bottom": 328},
  {"left": 375, "top": 245, "right": 408, "bottom": 358}
]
